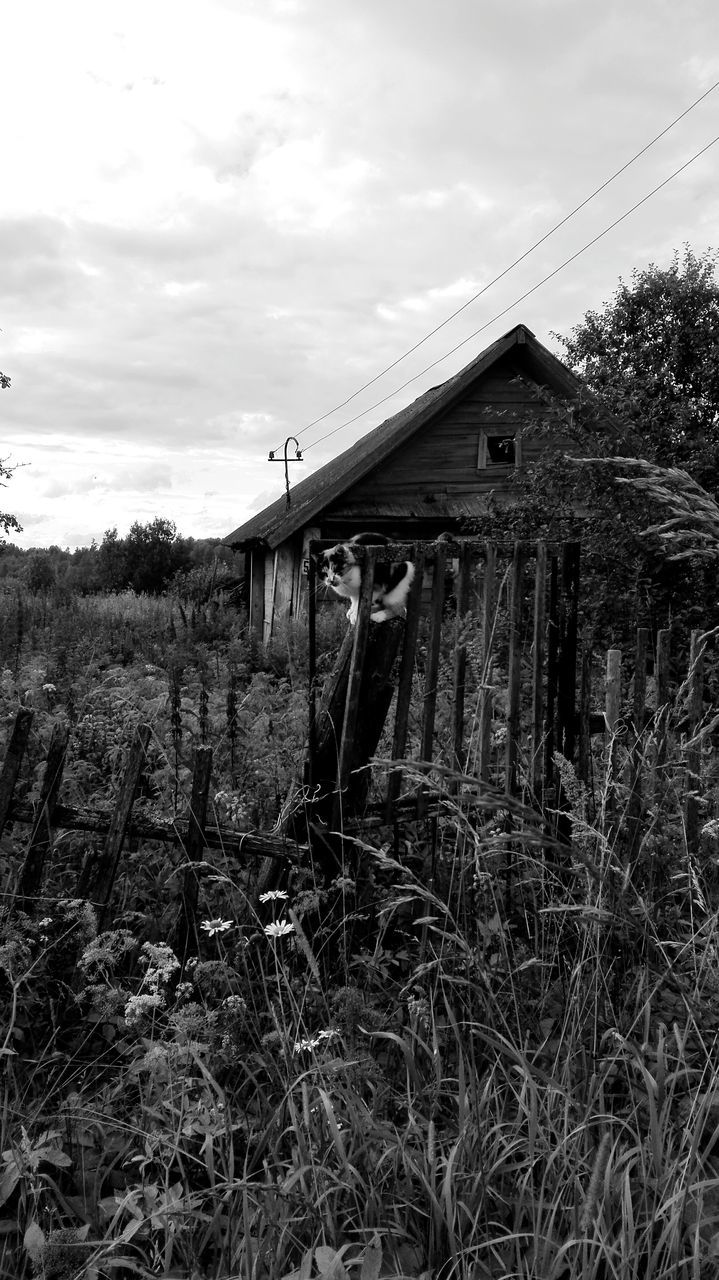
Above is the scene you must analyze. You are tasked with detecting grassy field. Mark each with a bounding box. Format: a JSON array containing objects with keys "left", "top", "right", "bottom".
[{"left": 1, "top": 585, "right": 719, "bottom": 1279}]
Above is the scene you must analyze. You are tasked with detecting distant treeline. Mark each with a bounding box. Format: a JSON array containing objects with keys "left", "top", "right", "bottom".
[{"left": 0, "top": 517, "right": 244, "bottom": 600}]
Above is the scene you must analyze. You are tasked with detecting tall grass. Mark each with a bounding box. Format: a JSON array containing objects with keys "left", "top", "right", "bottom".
[
  {"left": 2, "top": 581, "right": 719, "bottom": 1277},
  {"left": 3, "top": 712, "right": 719, "bottom": 1279}
]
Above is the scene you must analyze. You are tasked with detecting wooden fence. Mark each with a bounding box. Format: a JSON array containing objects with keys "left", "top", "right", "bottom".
[
  {"left": 306, "top": 537, "right": 581, "bottom": 818},
  {"left": 0, "top": 710, "right": 300, "bottom": 958},
  {"left": 1, "top": 538, "right": 717, "bottom": 948}
]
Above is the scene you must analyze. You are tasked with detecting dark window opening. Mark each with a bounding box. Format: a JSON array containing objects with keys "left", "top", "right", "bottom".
[{"left": 486, "top": 434, "right": 516, "bottom": 464}]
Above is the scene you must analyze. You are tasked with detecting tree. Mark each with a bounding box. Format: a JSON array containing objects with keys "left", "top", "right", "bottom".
[
  {"left": 1, "top": 364, "right": 21, "bottom": 541},
  {"left": 555, "top": 246, "right": 719, "bottom": 491},
  {"left": 469, "top": 247, "right": 719, "bottom": 644},
  {"left": 1, "top": 457, "right": 21, "bottom": 543},
  {"left": 97, "top": 527, "right": 129, "bottom": 592},
  {"left": 25, "top": 552, "right": 56, "bottom": 595}
]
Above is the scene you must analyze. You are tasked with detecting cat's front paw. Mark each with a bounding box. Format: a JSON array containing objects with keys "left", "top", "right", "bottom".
[{"left": 346, "top": 604, "right": 359, "bottom": 625}]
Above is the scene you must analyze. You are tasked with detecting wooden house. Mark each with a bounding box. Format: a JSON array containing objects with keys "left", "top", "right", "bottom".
[{"left": 225, "top": 323, "right": 613, "bottom": 639}]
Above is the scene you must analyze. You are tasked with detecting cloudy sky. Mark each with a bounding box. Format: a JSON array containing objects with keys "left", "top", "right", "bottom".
[{"left": 1, "top": 0, "right": 717, "bottom": 550}]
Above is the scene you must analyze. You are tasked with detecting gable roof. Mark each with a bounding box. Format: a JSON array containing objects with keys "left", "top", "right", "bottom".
[{"left": 225, "top": 323, "right": 602, "bottom": 549}]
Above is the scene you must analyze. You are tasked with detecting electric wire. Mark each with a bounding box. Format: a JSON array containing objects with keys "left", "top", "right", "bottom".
[
  {"left": 301, "top": 129, "right": 719, "bottom": 454},
  {"left": 269, "top": 77, "right": 719, "bottom": 456}
]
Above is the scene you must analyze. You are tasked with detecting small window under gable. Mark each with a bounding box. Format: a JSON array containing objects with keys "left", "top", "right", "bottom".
[{"left": 477, "top": 429, "right": 522, "bottom": 470}]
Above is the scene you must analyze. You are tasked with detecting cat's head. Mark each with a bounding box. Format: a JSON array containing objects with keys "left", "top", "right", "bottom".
[{"left": 316, "top": 542, "right": 356, "bottom": 586}]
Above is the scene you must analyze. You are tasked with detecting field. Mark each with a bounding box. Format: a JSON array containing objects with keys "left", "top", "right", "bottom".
[{"left": 2, "top": 580, "right": 719, "bottom": 1280}]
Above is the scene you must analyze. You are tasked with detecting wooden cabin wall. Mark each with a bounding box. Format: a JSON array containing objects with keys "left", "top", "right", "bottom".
[
  {"left": 249, "top": 550, "right": 265, "bottom": 634},
  {"left": 339, "top": 358, "right": 564, "bottom": 509}
]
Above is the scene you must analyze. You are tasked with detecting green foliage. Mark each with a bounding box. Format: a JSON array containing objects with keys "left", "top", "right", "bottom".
[
  {"left": 469, "top": 247, "right": 719, "bottom": 647},
  {"left": 557, "top": 245, "right": 719, "bottom": 490},
  {"left": 0, "top": 454, "right": 22, "bottom": 544}
]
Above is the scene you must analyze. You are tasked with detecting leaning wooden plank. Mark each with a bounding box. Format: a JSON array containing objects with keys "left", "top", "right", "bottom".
[
  {"left": 174, "top": 745, "right": 213, "bottom": 961},
  {"left": 336, "top": 548, "right": 378, "bottom": 812},
  {"left": 78, "top": 723, "right": 152, "bottom": 915},
  {"left": 0, "top": 707, "right": 33, "bottom": 839},
  {"left": 17, "top": 720, "right": 69, "bottom": 911},
  {"left": 8, "top": 800, "right": 301, "bottom": 862}
]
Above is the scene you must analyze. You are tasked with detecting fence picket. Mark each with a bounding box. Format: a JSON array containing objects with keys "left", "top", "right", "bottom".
[
  {"left": 78, "top": 723, "right": 153, "bottom": 917},
  {"left": 0, "top": 707, "right": 33, "bottom": 839},
  {"left": 174, "top": 744, "right": 214, "bottom": 962},
  {"left": 17, "top": 720, "right": 69, "bottom": 910}
]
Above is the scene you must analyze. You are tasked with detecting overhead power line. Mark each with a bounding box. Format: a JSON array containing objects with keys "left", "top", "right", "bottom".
[
  {"left": 301, "top": 130, "right": 719, "bottom": 454},
  {"left": 269, "top": 76, "right": 719, "bottom": 457}
]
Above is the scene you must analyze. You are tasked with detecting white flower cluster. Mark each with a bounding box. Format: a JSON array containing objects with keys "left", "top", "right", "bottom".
[{"left": 293, "top": 1028, "right": 339, "bottom": 1054}]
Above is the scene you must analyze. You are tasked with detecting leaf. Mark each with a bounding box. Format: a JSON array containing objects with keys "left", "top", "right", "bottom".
[
  {"left": 360, "top": 1234, "right": 382, "bottom": 1280},
  {"left": 23, "top": 1221, "right": 45, "bottom": 1264},
  {"left": 314, "top": 1246, "right": 349, "bottom": 1280},
  {"left": 0, "top": 1164, "right": 21, "bottom": 1206}
]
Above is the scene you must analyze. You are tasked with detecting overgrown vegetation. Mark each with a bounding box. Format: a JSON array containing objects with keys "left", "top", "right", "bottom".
[{"left": 1, "top": 568, "right": 719, "bottom": 1280}]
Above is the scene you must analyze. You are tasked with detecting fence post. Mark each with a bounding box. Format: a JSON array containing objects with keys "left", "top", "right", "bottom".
[
  {"left": 505, "top": 542, "right": 527, "bottom": 796},
  {"left": 531, "top": 542, "right": 547, "bottom": 799},
  {"left": 451, "top": 540, "right": 472, "bottom": 779},
  {"left": 0, "top": 707, "right": 33, "bottom": 840},
  {"left": 654, "top": 629, "right": 671, "bottom": 801},
  {"left": 79, "top": 723, "right": 153, "bottom": 921},
  {"left": 174, "top": 745, "right": 213, "bottom": 965},
  {"left": 684, "top": 629, "right": 704, "bottom": 855},
  {"left": 386, "top": 549, "right": 425, "bottom": 816},
  {"left": 605, "top": 649, "right": 622, "bottom": 840},
  {"left": 17, "top": 720, "right": 69, "bottom": 912},
  {"left": 628, "top": 627, "right": 650, "bottom": 856},
  {"left": 477, "top": 543, "right": 497, "bottom": 783}
]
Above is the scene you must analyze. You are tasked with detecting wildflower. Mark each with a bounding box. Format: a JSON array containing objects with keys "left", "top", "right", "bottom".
[
  {"left": 201, "top": 917, "right": 233, "bottom": 937},
  {"left": 42, "top": 683, "right": 57, "bottom": 694},
  {"left": 264, "top": 919, "right": 295, "bottom": 939},
  {"left": 124, "top": 993, "right": 163, "bottom": 1026},
  {"left": 293, "top": 1028, "right": 338, "bottom": 1053},
  {"left": 140, "top": 942, "right": 179, "bottom": 992},
  {"left": 222, "top": 994, "right": 247, "bottom": 1012},
  {"left": 259, "top": 889, "right": 289, "bottom": 903}
]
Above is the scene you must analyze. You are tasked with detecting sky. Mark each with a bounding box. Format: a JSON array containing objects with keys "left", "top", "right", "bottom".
[{"left": 1, "top": 0, "right": 718, "bottom": 551}]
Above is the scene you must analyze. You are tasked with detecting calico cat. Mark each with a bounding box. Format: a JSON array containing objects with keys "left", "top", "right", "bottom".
[{"left": 318, "top": 532, "right": 415, "bottom": 625}]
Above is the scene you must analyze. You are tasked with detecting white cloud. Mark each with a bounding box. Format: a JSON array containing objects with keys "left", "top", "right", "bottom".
[{"left": 1, "top": 0, "right": 718, "bottom": 548}]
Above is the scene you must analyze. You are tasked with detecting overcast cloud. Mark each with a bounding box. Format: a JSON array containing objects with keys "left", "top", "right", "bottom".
[{"left": 1, "top": 0, "right": 718, "bottom": 548}]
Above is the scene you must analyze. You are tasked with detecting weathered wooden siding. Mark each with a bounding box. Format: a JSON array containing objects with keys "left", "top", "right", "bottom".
[{"left": 332, "top": 360, "right": 562, "bottom": 514}]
